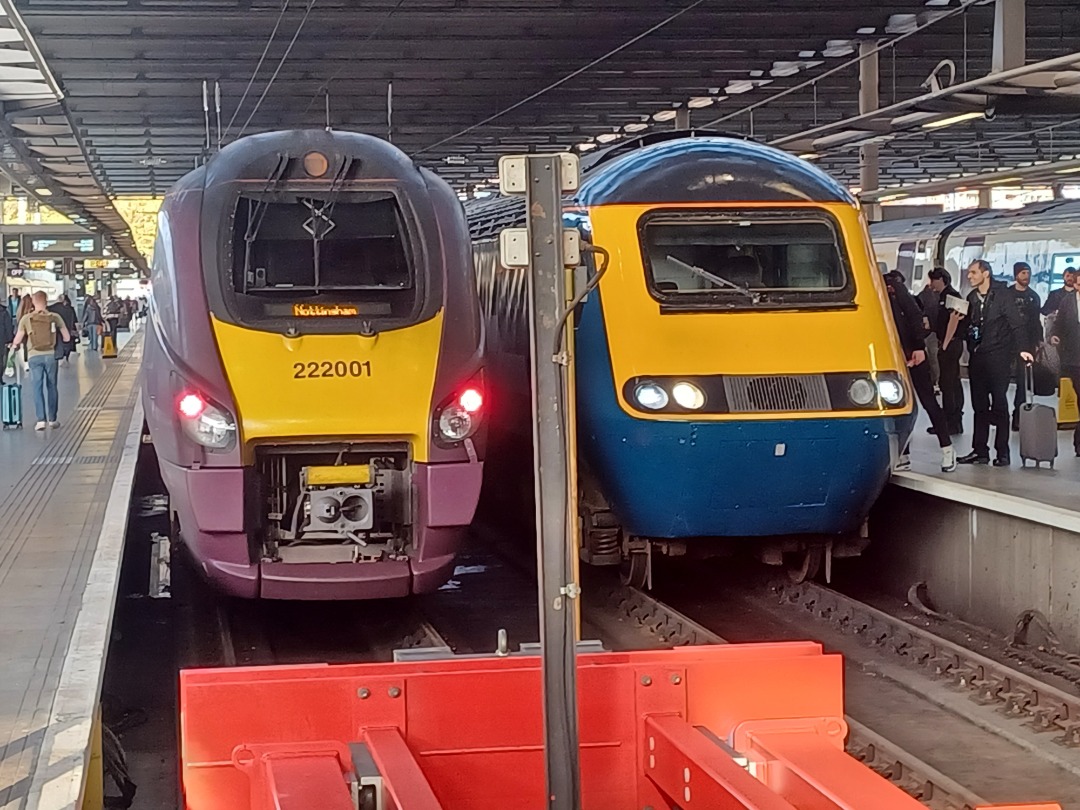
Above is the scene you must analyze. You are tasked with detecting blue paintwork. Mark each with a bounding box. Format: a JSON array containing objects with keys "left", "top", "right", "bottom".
[
  {"left": 574, "top": 291, "right": 915, "bottom": 538},
  {"left": 576, "top": 137, "right": 855, "bottom": 208}
]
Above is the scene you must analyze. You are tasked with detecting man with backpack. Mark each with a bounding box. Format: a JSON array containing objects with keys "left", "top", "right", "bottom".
[{"left": 10, "top": 291, "right": 71, "bottom": 430}]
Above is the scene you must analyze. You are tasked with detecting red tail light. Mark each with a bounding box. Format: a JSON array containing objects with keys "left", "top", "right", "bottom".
[
  {"left": 459, "top": 387, "right": 483, "bottom": 414},
  {"left": 178, "top": 392, "right": 207, "bottom": 419}
]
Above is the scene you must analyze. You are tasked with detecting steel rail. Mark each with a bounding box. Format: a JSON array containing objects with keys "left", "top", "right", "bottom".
[
  {"left": 778, "top": 581, "right": 1080, "bottom": 748},
  {"left": 595, "top": 583, "right": 993, "bottom": 810}
]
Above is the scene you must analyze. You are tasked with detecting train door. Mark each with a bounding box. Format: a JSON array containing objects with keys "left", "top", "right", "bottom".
[
  {"left": 896, "top": 241, "right": 916, "bottom": 284},
  {"left": 911, "top": 240, "right": 929, "bottom": 291}
]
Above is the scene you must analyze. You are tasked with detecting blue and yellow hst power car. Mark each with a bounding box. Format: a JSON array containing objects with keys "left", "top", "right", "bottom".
[{"left": 469, "top": 133, "right": 914, "bottom": 584}]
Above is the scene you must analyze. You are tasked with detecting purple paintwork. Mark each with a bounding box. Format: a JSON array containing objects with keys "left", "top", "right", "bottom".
[{"left": 162, "top": 458, "right": 482, "bottom": 600}]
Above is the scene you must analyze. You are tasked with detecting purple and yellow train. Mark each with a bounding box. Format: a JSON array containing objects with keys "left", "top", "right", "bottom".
[{"left": 142, "top": 130, "right": 485, "bottom": 600}]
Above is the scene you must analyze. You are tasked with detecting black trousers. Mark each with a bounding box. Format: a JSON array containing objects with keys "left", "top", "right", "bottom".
[
  {"left": 910, "top": 360, "right": 951, "bottom": 448},
  {"left": 970, "top": 350, "right": 1012, "bottom": 459},
  {"left": 938, "top": 339, "right": 964, "bottom": 432},
  {"left": 1065, "top": 365, "right": 1080, "bottom": 455}
]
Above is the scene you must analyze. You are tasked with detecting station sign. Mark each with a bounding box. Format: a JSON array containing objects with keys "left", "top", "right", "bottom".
[{"left": 21, "top": 234, "right": 103, "bottom": 258}]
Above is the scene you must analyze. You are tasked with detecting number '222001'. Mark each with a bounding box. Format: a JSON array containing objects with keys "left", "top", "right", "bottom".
[{"left": 292, "top": 360, "right": 372, "bottom": 379}]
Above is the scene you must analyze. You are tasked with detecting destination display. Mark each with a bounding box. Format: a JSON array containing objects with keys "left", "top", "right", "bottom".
[{"left": 21, "top": 234, "right": 103, "bottom": 258}]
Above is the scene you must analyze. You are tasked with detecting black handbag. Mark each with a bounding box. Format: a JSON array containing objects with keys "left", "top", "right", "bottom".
[{"left": 1030, "top": 360, "right": 1057, "bottom": 397}]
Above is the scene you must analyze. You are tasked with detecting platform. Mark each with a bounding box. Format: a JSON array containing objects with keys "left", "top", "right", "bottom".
[
  {"left": 0, "top": 331, "right": 143, "bottom": 810},
  {"left": 896, "top": 379, "right": 1080, "bottom": 531},
  {"left": 867, "top": 378, "right": 1080, "bottom": 652}
]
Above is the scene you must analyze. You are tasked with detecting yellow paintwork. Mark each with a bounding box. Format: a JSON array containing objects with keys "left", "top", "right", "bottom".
[
  {"left": 210, "top": 312, "right": 443, "bottom": 462},
  {"left": 585, "top": 201, "right": 912, "bottom": 421},
  {"left": 306, "top": 464, "right": 372, "bottom": 486}
]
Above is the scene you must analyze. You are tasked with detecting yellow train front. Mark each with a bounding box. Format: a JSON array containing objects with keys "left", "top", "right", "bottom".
[
  {"left": 143, "top": 130, "right": 485, "bottom": 599},
  {"left": 472, "top": 134, "right": 914, "bottom": 582}
]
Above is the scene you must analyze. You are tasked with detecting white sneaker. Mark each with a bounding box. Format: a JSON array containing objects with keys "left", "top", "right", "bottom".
[
  {"left": 894, "top": 454, "right": 911, "bottom": 472},
  {"left": 47, "top": 421, "right": 60, "bottom": 429},
  {"left": 941, "top": 446, "right": 957, "bottom": 473},
  {"left": 34, "top": 421, "right": 45, "bottom": 431}
]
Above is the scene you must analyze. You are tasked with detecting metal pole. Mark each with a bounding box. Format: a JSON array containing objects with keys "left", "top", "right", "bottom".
[
  {"left": 523, "top": 155, "right": 581, "bottom": 809},
  {"left": 859, "top": 40, "right": 882, "bottom": 222}
]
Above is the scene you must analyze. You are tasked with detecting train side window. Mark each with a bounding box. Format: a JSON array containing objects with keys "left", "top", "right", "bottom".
[{"left": 896, "top": 242, "right": 916, "bottom": 279}]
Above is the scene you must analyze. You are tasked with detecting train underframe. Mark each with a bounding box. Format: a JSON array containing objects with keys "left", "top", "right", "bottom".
[
  {"left": 161, "top": 442, "right": 483, "bottom": 600},
  {"left": 577, "top": 470, "right": 872, "bottom": 589}
]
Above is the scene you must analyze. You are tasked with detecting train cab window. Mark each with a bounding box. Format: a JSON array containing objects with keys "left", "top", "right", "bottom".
[
  {"left": 230, "top": 193, "right": 418, "bottom": 320},
  {"left": 641, "top": 212, "right": 853, "bottom": 309}
]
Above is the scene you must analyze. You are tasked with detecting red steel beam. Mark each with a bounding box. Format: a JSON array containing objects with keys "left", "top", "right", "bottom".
[
  {"left": 643, "top": 715, "right": 798, "bottom": 810},
  {"left": 363, "top": 726, "right": 444, "bottom": 810}
]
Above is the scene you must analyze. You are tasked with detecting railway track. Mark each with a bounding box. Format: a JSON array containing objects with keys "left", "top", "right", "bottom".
[{"left": 596, "top": 579, "right": 1073, "bottom": 810}]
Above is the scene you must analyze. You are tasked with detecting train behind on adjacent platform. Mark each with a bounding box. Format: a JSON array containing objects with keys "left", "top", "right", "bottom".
[
  {"left": 870, "top": 200, "right": 1080, "bottom": 299},
  {"left": 143, "top": 130, "right": 485, "bottom": 600},
  {"left": 469, "top": 133, "right": 916, "bottom": 585}
]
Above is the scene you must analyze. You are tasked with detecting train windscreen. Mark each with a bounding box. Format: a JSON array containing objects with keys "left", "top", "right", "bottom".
[
  {"left": 640, "top": 211, "right": 855, "bottom": 309},
  {"left": 230, "top": 193, "right": 419, "bottom": 320}
]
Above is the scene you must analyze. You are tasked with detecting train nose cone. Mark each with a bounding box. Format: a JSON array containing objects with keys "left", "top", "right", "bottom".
[{"left": 311, "top": 495, "right": 341, "bottom": 522}]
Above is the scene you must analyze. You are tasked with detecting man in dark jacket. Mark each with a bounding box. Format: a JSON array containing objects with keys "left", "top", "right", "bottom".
[
  {"left": 1007, "top": 262, "right": 1043, "bottom": 430},
  {"left": 945, "top": 259, "right": 1034, "bottom": 466},
  {"left": 885, "top": 273, "right": 955, "bottom": 472},
  {"left": 0, "top": 304, "right": 12, "bottom": 383},
  {"left": 1042, "top": 267, "right": 1076, "bottom": 318},
  {"left": 1050, "top": 284, "right": 1080, "bottom": 456},
  {"left": 927, "top": 268, "right": 964, "bottom": 434}
]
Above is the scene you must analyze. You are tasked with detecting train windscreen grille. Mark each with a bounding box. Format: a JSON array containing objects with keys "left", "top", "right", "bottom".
[{"left": 723, "top": 375, "right": 831, "bottom": 412}]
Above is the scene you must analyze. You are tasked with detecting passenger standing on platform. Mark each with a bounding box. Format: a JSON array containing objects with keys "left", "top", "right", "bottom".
[
  {"left": 82, "top": 295, "right": 102, "bottom": 351},
  {"left": 886, "top": 273, "right": 956, "bottom": 472},
  {"left": 48, "top": 294, "right": 78, "bottom": 365},
  {"left": 7, "top": 292, "right": 18, "bottom": 319},
  {"left": 946, "top": 260, "right": 1033, "bottom": 467},
  {"left": 1007, "top": 262, "right": 1042, "bottom": 431},
  {"left": 103, "top": 295, "right": 123, "bottom": 344},
  {"left": 15, "top": 294, "right": 32, "bottom": 372},
  {"left": 0, "top": 303, "right": 12, "bottom": 383},
  {"left": 10, "top": 291, "right": 70, "bottom": 431},
  {"left": 928, "top": 268, "right": 964, "bottom": 435},
  {"left": 1049, "top": 283, "right": 1080, "bottom": 457},
  {"left": 885, "top": 276, "right": 954, "bottom": 473},
  {"left": 917, "top": 281, "right": 941, "bottom": 391},
  {"left": 1042, "top": 268, "right": 1076, "bottom": 321}
]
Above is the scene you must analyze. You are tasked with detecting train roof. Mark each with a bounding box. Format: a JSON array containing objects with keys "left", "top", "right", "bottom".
[
  {"left": 868, "top": 209, "right": 984, "bottom": 239},
  {"left": 576, "top": 136, "right": 854, "bottom": 207},
  {"left": 465, "top": 136, "right": 853, "bottom": 240}
]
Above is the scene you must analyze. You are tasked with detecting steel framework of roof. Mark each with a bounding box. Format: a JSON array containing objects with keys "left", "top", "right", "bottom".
[{"left": 5, "top": 0, "right": 1080, "bottom": 224}]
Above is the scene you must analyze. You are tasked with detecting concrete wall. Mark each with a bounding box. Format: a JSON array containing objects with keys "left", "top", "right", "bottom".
[{"left": 861, "top": 486, "right": 1080, "bottom": 651}]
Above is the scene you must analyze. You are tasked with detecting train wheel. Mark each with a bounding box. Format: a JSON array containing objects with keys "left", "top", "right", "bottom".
[
  {"left": 620, "top": 539, "right": 651, "bottom": 589},
  {"left": 785, "top": 546, "right": 822, "bottom": 584}
]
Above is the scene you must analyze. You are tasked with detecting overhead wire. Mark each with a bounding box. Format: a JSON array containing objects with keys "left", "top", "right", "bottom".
[
  {"left": 223, "top": 0, "right": 291, "bottom": 139},
  {"left": 302, "top": 0, "right": 410, "bottom": 118},
  {"left": 700, "top": 0, "right": 980, "bottom": 130},
  {"left": 235, "top": 0, "right": 319, "bottom": 140},
  {"left": 416, "top": 0, "right": 712, "bottom": 155}
]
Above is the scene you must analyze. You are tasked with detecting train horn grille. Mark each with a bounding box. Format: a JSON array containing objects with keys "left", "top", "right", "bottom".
[{"left": 723, "top": 374, "right": 831, "bottom": 413}]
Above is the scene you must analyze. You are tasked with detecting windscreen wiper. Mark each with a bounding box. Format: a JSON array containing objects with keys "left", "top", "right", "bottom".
[{"left": 665, "top": 255, "right": 761, "bottom": 304}]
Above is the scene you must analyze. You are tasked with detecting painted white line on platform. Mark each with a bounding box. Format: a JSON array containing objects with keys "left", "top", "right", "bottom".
[
  {"left": 891, "top": 470, "right": 1080, "bottom": 534},
  {"left": 27, "top": 397, "right": 143, "bottom": 810}
]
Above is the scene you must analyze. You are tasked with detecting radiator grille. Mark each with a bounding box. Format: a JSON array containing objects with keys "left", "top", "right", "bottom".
[{"left": 723, "top": 374, "right": 831, "bottom": 413}]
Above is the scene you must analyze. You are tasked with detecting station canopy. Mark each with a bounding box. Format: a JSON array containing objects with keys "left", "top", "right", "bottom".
[{"left": 5, "top": 0, "right": 1080, "bottom": 237}]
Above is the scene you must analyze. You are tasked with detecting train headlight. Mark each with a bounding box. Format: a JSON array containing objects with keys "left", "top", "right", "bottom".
[
  {"left": 847, "top": 378, "right": 876, "bottom": 406},
  {"left": 177, "top": 392, "right": 237, "bottom": 451},
  {"left": 877, "top": 378, "right": 905, "bottom": 406},
  {"left": 634, "top": 382, "right": 669, "bottom": 410},
  {"left": 671, "top": 381, "right": 705, "bottom": 410},
  {"left": 436, "top": 386, "right": 484, "bottom": 443}
]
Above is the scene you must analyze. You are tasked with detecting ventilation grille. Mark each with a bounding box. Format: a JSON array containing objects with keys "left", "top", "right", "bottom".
[{"left": 723, "top": 375, "right": 831, "bottom": 413}]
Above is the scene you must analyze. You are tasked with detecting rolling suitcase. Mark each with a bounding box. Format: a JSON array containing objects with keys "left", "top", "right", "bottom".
[
  {"left": 2, "top": 382, "right": 22, "bottom": 429},
  {"left": 1019, "top": 363, "right": 1057, "bottom": 468}
]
